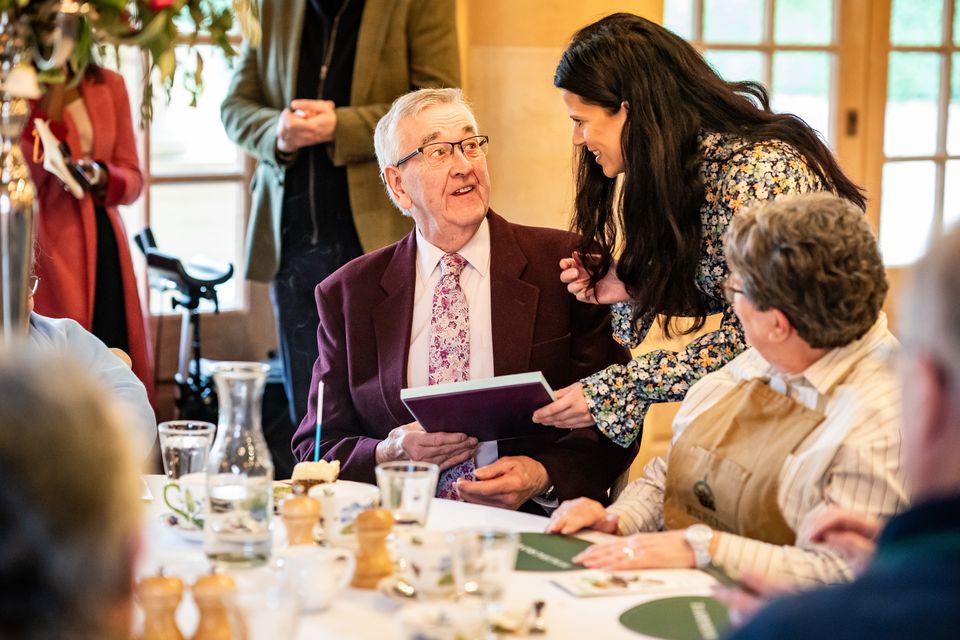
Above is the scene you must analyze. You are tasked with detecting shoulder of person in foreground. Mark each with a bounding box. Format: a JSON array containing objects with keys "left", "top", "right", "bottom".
[{"left": 28, "top": 313, "right": 156, "bottom": 458}]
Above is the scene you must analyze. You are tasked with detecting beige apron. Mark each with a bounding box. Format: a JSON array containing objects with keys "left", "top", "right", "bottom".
[{"left": 662, "top": 377, "right": 826, "bottom": 546}]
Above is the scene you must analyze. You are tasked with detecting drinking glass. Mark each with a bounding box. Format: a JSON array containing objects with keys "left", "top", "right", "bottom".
[
  {"left": 375, "top": 461, "right": 439, "bottom": 527},
  {"left": 450, "top": 528, "right": 519, "bottom": 613},
  {"left": 158, "top": 420, "right": 216, "bottom": 480}
]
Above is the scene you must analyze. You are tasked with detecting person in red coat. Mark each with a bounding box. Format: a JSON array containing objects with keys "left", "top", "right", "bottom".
[{"left": 24, "top": 66, "right": 154, "bottom": 399}]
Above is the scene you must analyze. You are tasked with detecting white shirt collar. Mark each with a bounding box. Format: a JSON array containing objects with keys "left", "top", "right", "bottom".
[
  {"left": 415, "top": 217, "right": 490, "bottom": 281},
  {"left": 733, "top": 312, "right": 893, "bottom": 396}
]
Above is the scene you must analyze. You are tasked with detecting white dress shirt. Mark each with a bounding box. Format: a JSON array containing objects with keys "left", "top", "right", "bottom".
[
  {"left": 407, "top": 219, "right": 497, "bottom": 465},
  {"left": 607, "top": 314, "right": 907, "bottom": 587}
]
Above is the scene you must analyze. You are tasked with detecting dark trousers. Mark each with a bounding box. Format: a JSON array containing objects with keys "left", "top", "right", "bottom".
[{"left": 273, "top": 193, "right": 363, "bottom": 431}]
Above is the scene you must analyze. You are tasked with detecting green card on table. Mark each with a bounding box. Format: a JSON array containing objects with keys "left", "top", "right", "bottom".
[
  {"left": 619, "top": 596, "right": 730, "bottom": 639},
  {"left": 515, "top": 532, "right": 591, "bottom": 571}
]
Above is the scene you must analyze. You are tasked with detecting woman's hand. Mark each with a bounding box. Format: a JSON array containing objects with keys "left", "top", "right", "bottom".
[
  {"left": 573, "top": 531, "right": 696, "bottom": 570},
  {"left": 532, "top": 382, "right": 594, "bottom": 429},
  {"left": 804, "top": 507, "right": 880, "bottom": 574},
  {"left": 546, "top": 497, "right": 619, "bottom": 535},
  {"left": 559, "top": 252, "right": 630, "bottom": 305}
]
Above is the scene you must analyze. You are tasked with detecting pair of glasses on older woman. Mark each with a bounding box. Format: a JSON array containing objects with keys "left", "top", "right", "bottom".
[
  {"left": 721, "top": 276, "right": 745, "bottom": 305},
  {"left": 394, "top": 135, "right": 490, "bottom": 169}
]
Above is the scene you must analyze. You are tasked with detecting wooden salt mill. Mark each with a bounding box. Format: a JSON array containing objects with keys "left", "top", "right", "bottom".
[
  {"left": 351, "top": 508, "right": 395, "bottom": 589},
  {"left": 280, "top": 487, "right": 321, "bottom": 546},
  {"left": 136, "top": 574, "right": 185, "bottom": 640},
  {"left": 191, "top": 573, "right": 239, "bottom": 640}
]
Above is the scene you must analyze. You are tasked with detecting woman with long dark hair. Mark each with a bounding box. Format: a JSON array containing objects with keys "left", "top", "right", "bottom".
[{"left": 532, "top": 13, "right": 864, "bottom": 447}]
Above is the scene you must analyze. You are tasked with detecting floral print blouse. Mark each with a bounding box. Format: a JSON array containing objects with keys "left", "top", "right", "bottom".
[{"left": 582, "top": 132, "right": 824, "bottom": 447}]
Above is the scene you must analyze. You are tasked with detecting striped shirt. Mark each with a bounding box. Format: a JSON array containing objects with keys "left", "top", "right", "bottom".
[{"left": 607, "top": 314, "right": 907, "bottom": 587}]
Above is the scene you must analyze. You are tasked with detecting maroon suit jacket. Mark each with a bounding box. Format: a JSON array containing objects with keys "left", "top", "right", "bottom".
[{"left": 291, "top": 212, "right": 636, "bottom": 508}]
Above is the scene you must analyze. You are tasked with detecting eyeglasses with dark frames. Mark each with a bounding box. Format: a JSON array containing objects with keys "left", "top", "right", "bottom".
[{"left": 394, "top": 135, "right": 490, "bottom": 168}]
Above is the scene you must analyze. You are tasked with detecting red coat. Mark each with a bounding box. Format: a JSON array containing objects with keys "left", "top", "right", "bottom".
[{"left": 23, "top": 69, "right": 154, "bottom": 400}]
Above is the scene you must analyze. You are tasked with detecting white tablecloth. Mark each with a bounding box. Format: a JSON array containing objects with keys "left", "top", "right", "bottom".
[{"left": 140, "top": 475, "right": 716, "bottom": 639}]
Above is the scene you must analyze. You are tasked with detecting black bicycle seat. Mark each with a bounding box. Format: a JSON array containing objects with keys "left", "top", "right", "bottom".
[{"left": 134, "top": 228, "right": 234, "bottom": 299}]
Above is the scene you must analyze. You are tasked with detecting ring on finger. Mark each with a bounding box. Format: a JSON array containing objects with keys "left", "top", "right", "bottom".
[{"left": 622, "top": 545, "right": 636, "bottom": 560}]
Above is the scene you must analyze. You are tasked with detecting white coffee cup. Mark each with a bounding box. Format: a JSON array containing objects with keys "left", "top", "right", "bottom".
[
  {"left": 162, "top": 471, "right": 207, "bottom": 528},
  {"left": 397, "top": 529, "right": 455, "bottom": 598},
  {"left": 308, "top": 481, "right": 380, "bottom": 548},
  {"left": 274, "top": 546, "right": 356, "bottom": 612}
]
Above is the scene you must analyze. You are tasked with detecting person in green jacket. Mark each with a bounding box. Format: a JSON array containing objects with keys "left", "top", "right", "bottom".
[{"left": 221, "top": 0, "right": 460, "bottom": 447}]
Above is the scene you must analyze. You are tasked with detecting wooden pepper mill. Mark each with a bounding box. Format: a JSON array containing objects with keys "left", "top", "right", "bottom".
[
  {"left": 280, "top": 488, "right": 321, "bottom": 546},
  {"left": 351, "top": 508, "right": 395, "bottom": 589},
  {"left": 136, "top": 574, "right": 185, "bottom": 640},
  {"left": 191, "top": 573, "right": 239, "bottom": 640}
]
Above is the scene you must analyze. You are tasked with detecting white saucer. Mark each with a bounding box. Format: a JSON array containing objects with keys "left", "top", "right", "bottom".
[{"left": 159, "top": 513, "right": 204, "bottom": 543}]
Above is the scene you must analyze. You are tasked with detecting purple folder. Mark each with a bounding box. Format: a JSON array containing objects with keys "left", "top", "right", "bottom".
[{"left": 400, "top": 372, "right": 557, "bottom": 441}]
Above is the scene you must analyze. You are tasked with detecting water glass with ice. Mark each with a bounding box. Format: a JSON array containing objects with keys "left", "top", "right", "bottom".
[{"left": 158, "top": 420, "right": 216, "bottom": 480}]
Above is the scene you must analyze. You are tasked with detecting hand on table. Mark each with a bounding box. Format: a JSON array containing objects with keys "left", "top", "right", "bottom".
[
  {"left": 276, "top": 99, "right": 338, "bottom": 153},
  {"left": 559, "top": 252, "right": 630, "bottom": 305},
  {"left": 456, "top": 456, "right": 549, "bottom": 510},
  {"left": 532, "top": 382, "right": 594, "bottom": 429},
  {"left": 545, "top": 497, "right": 619, "bottom": 535},
  {"left": 572, "top": 530, "right": 695, "bottom": 570},
  {"left": 375, "top": 422, "right": 477, "bottom": 471},
  {"left": 712, "top": 572, "right": 790, "bottom": 628}
]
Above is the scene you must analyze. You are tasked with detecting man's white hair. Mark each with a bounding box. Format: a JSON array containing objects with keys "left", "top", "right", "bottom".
[{"left": 373, "top": 87, "right": 474, "bottom": 210}]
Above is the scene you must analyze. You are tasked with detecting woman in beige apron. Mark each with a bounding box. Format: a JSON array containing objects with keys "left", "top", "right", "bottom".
[{"left": 544, "top": 193, "right": 907, "bottom": 586}]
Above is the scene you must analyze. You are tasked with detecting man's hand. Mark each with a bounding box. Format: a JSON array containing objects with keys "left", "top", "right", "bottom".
[
  {"left": 276, "top": 99, "right": 338, "bottom": 153},
  {"left": 456, "top": 456, "right": 549, "bottom": 510},
  {"left": 545, "top": 497, "right": 619, "bottom": 535},
  {"left": 375, "top": 422, "right": 477, "bottom": 471},
  {"left": 559, "top": 252, "right": 630, "bottom": 305},
  {"left": 572, "top": 530, "right": 696, "bottom": 570},
  {"left": 532, "top": 382, "right": 595, "bottom": 429}
]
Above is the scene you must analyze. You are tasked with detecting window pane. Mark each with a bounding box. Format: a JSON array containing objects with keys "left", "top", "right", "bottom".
[
  {"left": 704, "top": 0, "right": 764, "bottom": 43},
  {"left": 774, "top": 0, "right": 834, "bottom": 45},
  {"left": 890, "top": 0, "right": 945, "bottom": 46},
  {"left": 771, "top": 52, "right": 833, "bottom": 144},
  {"left": 879, "top": 161, "right": 937, "bottom": 266},
  {"left": 944, "top": 160, "right": 960, "bottom": 227},
  {"left": 148, "top": 45, "right": 244, "bottom": 176},
  {"left": 704, "top": 50, "right": 765, "bottom": 84},
  {"left": 884, "top": 52, "right": 941, "bottom": 157},
  {"left": 147, "top": 182, "right": 244, "bottom": 312},
  {"left": 948, "top": 53, "right": 960, "bottom": 154},
  {"left": 664, "top": 0, "right": 694, "bottom": 39},
  {"left": 956, "top": 0, "right": 960, "bottom": 45}
]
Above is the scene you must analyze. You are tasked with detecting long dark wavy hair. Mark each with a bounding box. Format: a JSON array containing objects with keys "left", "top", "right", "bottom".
[{"left": 554, "top": 13, "right": 864, "bottom": 336}]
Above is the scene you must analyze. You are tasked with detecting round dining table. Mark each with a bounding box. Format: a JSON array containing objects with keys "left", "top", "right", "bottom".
[{"left": 139, "top": 475, "right": 718, "bottom": 639}]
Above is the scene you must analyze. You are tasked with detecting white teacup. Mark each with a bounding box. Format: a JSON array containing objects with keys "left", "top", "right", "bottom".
[
  {"left": 162, "top": 471, "right": 207, "bottom": 528},
  {"left": 274, "top": 546, "right": 356, "bottom": 612},
  {"left": 397, "top": 529, "right": 455, "bottom": 598},
  {"left": 308, "top": 481, "right": 380, "bottom": 548}
]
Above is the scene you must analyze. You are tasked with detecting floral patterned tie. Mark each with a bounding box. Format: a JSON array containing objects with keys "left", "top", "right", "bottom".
[{"left": 430, "top": 253, "right": 476, "bottom": 500}]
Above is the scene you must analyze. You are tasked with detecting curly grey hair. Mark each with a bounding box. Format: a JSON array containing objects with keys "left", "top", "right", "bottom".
[{"left": 725, "top": 192, "right": 887, "bottom": 349}]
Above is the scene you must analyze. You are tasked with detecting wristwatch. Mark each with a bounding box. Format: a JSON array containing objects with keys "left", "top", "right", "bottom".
[{"left": 685, "top": 524, "right": 714, "bottom": 568}]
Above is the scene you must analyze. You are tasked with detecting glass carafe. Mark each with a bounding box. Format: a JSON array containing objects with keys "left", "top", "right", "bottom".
[{"left": 204, "top": 362, "right": 274, "bottom": 567}]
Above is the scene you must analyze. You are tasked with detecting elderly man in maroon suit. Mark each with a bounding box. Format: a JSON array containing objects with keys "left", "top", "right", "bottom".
[{"left": 292, "top": 88, "right": 635, "bottom": 512}]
